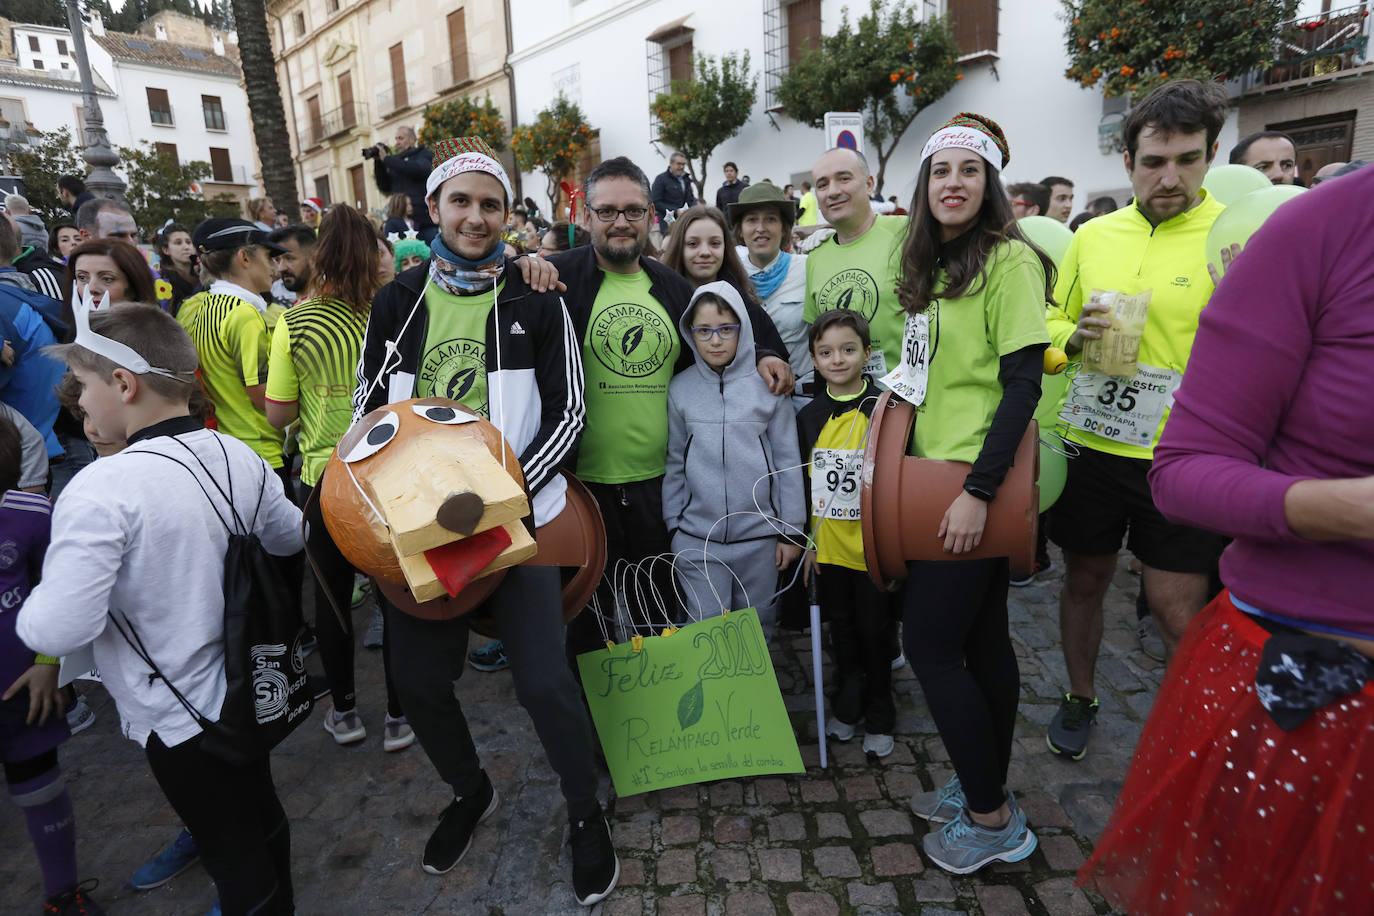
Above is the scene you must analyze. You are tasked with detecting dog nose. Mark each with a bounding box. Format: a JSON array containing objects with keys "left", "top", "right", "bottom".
[{"left": 436, "top": 491, "right": 485, "bottom": 536}]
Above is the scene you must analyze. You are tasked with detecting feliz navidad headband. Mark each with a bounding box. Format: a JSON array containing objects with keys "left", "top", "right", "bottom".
[
  {"left": 919, "top": 113, "right": 1010, "bottom": 172},
  {"left": 72, "top": 287, "right": 194, "bottom": 382},
  {"left": 425, "top": 137, "right": 514, "bottom": 204}
]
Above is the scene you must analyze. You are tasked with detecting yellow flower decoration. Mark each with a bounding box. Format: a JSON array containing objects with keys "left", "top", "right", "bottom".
[{"left": 154, "top": 278, "right": 173, "bottom": 302}]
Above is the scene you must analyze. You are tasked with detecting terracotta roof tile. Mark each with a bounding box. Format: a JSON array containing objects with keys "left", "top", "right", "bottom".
[{"left": 92, "top": 29, "right": 242, "bottom": 78}]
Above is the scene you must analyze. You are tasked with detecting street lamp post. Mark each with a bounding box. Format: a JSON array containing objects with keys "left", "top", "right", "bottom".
[{"left": 64, "top": 0, "right": 126, "bottom": 201}]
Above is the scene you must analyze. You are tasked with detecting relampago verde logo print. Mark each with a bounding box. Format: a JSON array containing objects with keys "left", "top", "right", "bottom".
[
  {"left": 419, "top": 337, "right": 488, "bottom": 413},
  {"left": 817, "top": 268, "right": 880, "bottom": 321},
  {"left": 589, "top": 302, "right": 675, "bottom": 378}
]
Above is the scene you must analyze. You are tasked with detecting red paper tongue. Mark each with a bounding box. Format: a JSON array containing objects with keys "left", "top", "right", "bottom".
[{"left": 424, "top": 526, "right": 513, "bottom": 597}]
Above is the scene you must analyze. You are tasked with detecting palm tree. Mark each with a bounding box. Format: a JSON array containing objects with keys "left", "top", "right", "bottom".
[{"left": 231, "top": 0, "right": 299, "bottom": 211}]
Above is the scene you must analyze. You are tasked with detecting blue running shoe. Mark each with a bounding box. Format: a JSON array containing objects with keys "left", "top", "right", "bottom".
[
  {"left": 467, "top": 640, "right": 508, "bottom": 672},
  {"left": 922, "top": 805, "right": 1037, "bottom": 875},
  {"left": 130, "top": 828, "right": 199, "bottom": 889}
]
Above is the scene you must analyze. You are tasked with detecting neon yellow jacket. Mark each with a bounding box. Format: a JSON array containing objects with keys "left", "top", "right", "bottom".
[{"left": 1046, "top": 191, "right": 1225, "bottom": 459}]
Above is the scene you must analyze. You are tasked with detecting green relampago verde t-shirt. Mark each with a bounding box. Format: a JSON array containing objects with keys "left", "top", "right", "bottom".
[
  {"left": 803, "top": 214, "right": 908, "bottom": 378},
  {"left": 416, "top": 280, "right": 499, "bottom": 416},
  {"left": 577, "top": 269, "right": 681, "bottom": 484},
  {"left": 908, "top": 239, "right": 1051, "bottom": 463}
]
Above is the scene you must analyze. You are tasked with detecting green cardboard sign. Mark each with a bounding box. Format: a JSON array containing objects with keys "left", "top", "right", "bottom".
[{"left": 577, "top": 608, "right": 804, "bottom": 796}]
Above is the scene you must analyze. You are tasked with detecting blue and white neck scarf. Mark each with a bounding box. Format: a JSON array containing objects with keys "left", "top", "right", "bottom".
[
  {"left": 428, "top": 234, "right": 504, "bottom": 295},
  {"left": 749, "top": 250, "right": 792, "bottom": 302}
]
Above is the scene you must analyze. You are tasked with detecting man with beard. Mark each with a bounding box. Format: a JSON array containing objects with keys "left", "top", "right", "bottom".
[
  {"left": 548, "top": 157, "right": 793, "bottom": 653},
  {"left": 1045, "top": 80, "right": 1230, "bottom": 761},
  {"left": 351, "top": 137, "right": 616, "bottom": 907},
  {"left": 268, "top": 224, "right": 316, "bottom": 309}
]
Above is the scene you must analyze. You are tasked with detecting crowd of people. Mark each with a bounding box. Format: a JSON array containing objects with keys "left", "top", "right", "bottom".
[{"left": 0, "top": 75, "right": 1368, "bottom": 916}]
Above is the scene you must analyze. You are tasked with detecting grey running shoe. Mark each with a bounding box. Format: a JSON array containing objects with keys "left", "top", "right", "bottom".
[
  {"left": 1047, "top": 694, "right": 1098, "bottom": 760},
  {"left": 910, "top": 773, "right": 966, "bottom": 824},
  {"left": 922, "top": 805, "right": 1037, "bottom": 874},
  {"left": 1137, "top": 615, "right": 1167, "bottom": 662}
]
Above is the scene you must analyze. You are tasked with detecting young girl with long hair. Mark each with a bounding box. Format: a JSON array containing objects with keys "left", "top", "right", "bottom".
[
  {"left": 661, "top": 206, "right": 758, "bottom": 305},
  {"left": 263, "top": 204, "right": 411, "bottom": 752},
  {"left": 894, "top": 113, "right": 1054, "bottom": 874}
]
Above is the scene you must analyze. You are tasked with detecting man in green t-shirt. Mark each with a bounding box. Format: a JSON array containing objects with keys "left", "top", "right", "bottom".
[
  {"left": 802, "top": 148, "right": 908, "bottom": 379},
  {"left": 547, "top": 157, "right": 793, "bottom": 649}
]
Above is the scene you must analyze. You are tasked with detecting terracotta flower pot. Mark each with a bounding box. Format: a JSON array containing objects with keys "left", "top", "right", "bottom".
[{"left": 860, "top": 392, "right": 1038, "bottom": 591}]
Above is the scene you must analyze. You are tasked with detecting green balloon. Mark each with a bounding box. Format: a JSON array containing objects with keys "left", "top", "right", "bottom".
[
  {"left": 1038, "top": 436, "right": 1068, "bottom": 513},
  {"left": 1201, "top": 164, "right": 1272, "bottom": 206},
  {"left": 1205, "top": 185, "right": 1306, "bottom": 270},
  {"left": 1017, "top": 215, "right": 1074, "bottom": 267},
  {"left": 1035, "top": 371, "right": 1070, "bottom": 434}
]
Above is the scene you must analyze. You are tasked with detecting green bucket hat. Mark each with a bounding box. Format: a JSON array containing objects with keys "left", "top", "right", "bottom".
[{"left": 726, "top": 180, "right": 799, "bottom": 226}]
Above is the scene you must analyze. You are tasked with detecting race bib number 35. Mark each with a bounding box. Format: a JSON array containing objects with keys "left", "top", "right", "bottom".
[
  {"left": 1060, "top": 364, "right": 1180, "bottom": 447},
  {"left": 811, "top": 448, "right": 863, "bottom": 520},
  {"left": 878, "top": 313, "right": 928, "bottom": 406}
]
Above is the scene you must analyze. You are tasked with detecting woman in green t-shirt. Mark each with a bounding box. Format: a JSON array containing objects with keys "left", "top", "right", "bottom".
[
  {"left": 264, "top": 205, "right": 413, "bottom": 753},
  {"left": 893, "top": 114, "right": 1053, "bottom": 874}
]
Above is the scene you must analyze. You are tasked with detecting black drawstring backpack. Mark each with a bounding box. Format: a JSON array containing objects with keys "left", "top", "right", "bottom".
[{"left": 110, "top": 436, "right": 312, "bottom": 765}]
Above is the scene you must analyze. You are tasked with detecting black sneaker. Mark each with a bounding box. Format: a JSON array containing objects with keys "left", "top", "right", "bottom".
[
  {"left": 44, "top": 879, "right": 105, "bottom": 915},
  {"left": 1047, "top": 694, "right": 1098, "bottom": 760},
  {"left": 569, "top": 808, "right": 619, "bottom": 906},
  {"left": 422, "top": 773, "right": 499, "bottom": 875}
]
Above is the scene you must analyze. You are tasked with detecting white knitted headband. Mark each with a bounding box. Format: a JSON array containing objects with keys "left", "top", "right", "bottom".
[
  {"left": 920, "top": 126, "right": 1006, "bottom": 172},
  {"left": 425, "top": 152, "right": 514, "bottom": 204}
]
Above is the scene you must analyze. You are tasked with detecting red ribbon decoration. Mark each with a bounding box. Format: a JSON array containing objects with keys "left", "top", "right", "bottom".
[{"left": 559, "top": 181, "right": 586, "bottom": 247}]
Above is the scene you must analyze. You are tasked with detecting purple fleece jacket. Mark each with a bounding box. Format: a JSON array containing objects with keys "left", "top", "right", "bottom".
[{"left": 1148, "top": 164, "right": 1374, "bottom": 636}]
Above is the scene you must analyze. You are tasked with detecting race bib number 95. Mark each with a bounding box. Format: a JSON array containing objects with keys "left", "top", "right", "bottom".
[
  {"left": 811, "top": 448, "right": 863, "bottom": 520},
  {"left": 1060, "top": 364, "right": 1180, "bottom": 447}
]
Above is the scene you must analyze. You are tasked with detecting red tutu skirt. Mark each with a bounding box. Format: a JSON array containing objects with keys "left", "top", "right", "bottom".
[{"left": 1077, "top": 591, "right": 1374, "bottom": 915}]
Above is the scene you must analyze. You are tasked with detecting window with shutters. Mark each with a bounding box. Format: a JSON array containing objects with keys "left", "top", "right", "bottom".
[
  {"left": 314, "top": 176, "right": 332, "bottom": 206},
  {"left": 209, "top": 148, "right": 233, "bottom": 182},
  {"left": 306, "top": 94, "right": 322, "bottom": 147},
  {"left": 349, "top": 165, "right": 366, "bottom": 207},
  {"left": 56, "top": 39, "right": 67, "bottom": 56},
  {"left": 155, "top": 142, "right": 179, "bottom": 161},
  {"left": 442, "top": 9, "right": 470, "bottom": 88},
  {"left": 645, "top": 17, "right": 694, "bottom": 138},
  {"left": 147, "top": 87, "right": 173, "bottom": 126},
  {"left": 28, "top": 37, "right": 39, "bottom": 52},
  {"left": 202, "top": 95, "right": 226, "bottom": 131},
  {"left": 764, "top": 0, "right": 823, "bottom": 110},
  {"left": 389, "top": 43, "right": 408, "bottom": 111},
  {"left": 338, "top": 71, "right": 355, "bottom": 128},
  {"left": 33, "top": 59, "right": 44, "bottom": 71},
  {"left": 946, "top": 0, "right": 998, "bottom": 57}
]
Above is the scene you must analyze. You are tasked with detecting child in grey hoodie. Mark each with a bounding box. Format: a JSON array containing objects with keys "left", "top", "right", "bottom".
[{"left": 663, "top": 281, "right": 805, "bottom": 639}]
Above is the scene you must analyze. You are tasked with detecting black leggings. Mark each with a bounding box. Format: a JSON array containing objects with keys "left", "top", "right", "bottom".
[
  {"left": 819, "top": 564, "right": 897, "bottom": 734},
  {"left": 144, "top": 732, "right": 292, "bottom": 915},
  {"left": 902, "top": 557, "right": 1019, "bottom": 814},
  {"left": 302, "top": 484, "right": 401, "bottom": 717}
]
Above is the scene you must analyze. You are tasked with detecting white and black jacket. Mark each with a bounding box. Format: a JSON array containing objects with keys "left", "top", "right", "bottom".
[{"left": 352, "top": 261, "right": 585, "bottom": 526}]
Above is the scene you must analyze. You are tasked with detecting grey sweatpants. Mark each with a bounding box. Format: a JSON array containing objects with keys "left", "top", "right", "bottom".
[
  {"left": 386, "top": 565, "right": 601, "bottom": 819},
  {"left": 671, "top": 532, "right": 781, "bottom": 641}
]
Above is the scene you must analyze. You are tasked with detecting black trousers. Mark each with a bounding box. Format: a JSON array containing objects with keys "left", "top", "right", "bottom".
[
  {"left": 144, "top": 733, "right": 292, "bottom": 915},
  {"left": 302, "top": 484, "right": 401, "bottom": 717},
  {"left": 566, "top": 477, "right": 676, "bottom": 662},
  {"left": 902, "top": 557, "right": 1019, "bottom": 814},
  {"left": 386, "top": 566, "right": 600, "bottom": 819},
  {"left": 820, "top": 564, "right": 898, "bottom": 734}
]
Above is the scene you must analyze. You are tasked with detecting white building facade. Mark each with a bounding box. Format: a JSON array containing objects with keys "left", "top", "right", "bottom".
[
  {"left": 507, "top": 0, "right": 1246, "bottom": 214},
  {"left": 0, "top": 12, "right": 260, "bottom": 207}
]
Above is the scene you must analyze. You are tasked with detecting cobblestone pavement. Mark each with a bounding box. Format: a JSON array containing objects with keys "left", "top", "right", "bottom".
[{"left": 0, "top": 551, "right": 1159, "bottom": 915}]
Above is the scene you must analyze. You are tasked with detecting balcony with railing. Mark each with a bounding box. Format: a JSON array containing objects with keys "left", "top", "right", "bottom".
[
  {"left": 203, "top": 163, "right": 251, "bottom": 185},
  {"left": 433, "top": 57, "right": 471, "bottom": 92},
  {"left": 1239, "top": 2, "right": 1371, "bottom": 93},
  {"left": 376, "top": 83, "right": 415, "bottom": 117},
  {"left": 305, "top": 102, "right": 368, "bottom": 148}
]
